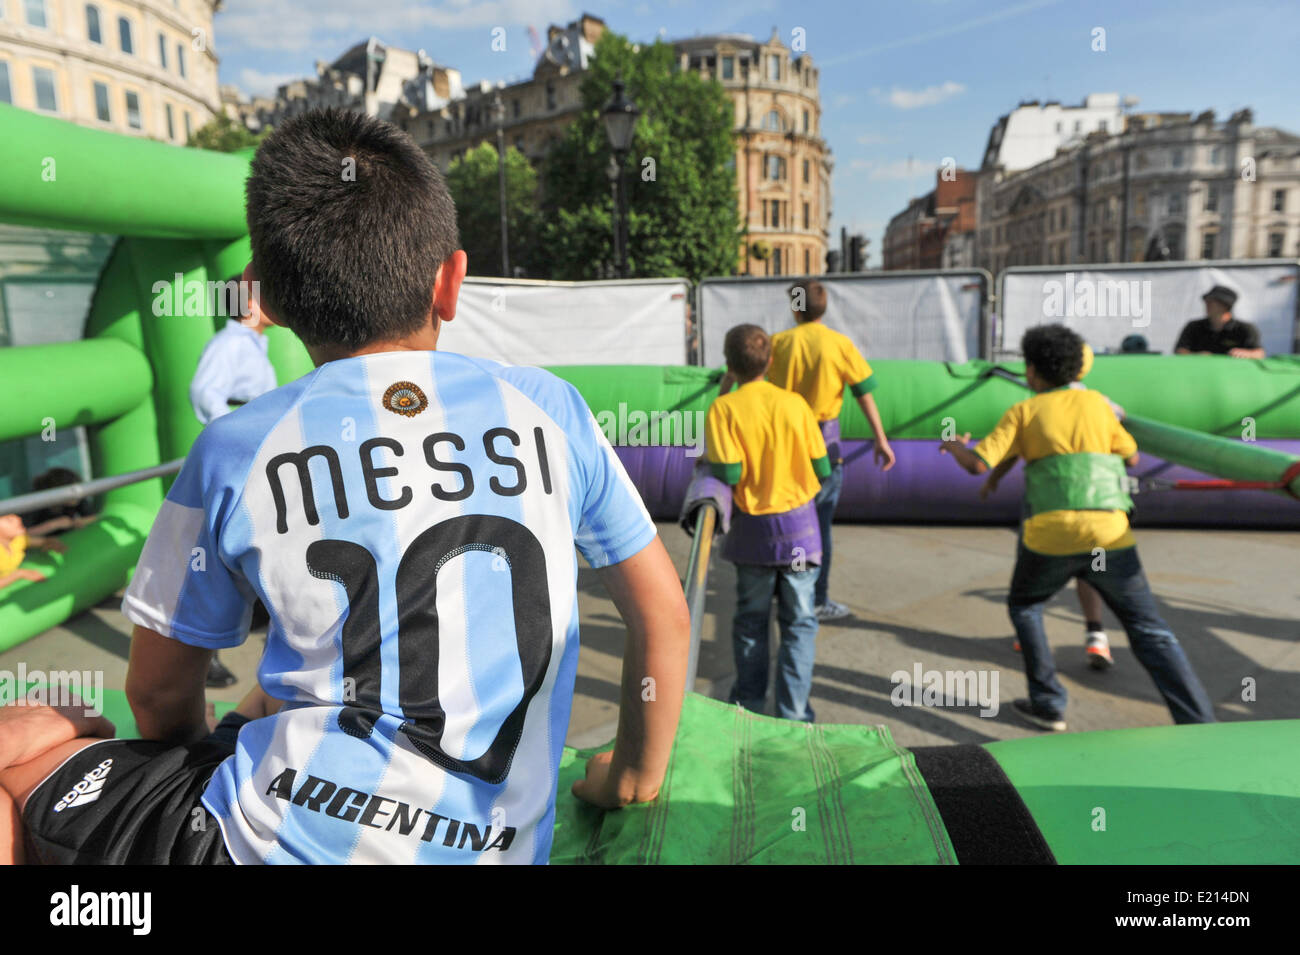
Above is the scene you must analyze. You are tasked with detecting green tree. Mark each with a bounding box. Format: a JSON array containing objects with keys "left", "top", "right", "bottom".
[
  {"left": 187, "top": 113, "right": 268, "bottom": 152},
  {"left": 445, "top": 142, "right": 541, "bottom": 278},
  {"left": 539, "top": 32, "right": 742, "bottom": 282}
]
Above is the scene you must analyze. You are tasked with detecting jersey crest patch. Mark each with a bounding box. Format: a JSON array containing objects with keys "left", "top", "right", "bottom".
[{"left": 383, "top": 381, "right": 428, "bottom": 417}]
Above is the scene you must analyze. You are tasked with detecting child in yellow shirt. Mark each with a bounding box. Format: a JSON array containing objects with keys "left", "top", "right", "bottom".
[
  {"left": 940, "top": 325, "right": 1215, "bottom": 731},
  {"left": 706, "top": 324, "right": 830, "bottom": 721}
]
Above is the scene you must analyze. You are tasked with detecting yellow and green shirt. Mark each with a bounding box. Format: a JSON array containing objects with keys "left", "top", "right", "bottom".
[
  {"left": 705, "top": 380, "right": 830, "bottom": 515},
  {"left": 768, "top": 321, "right": 875, "bottom": 422},
  {"left": 975, "top": 388, "right": 1138, "bottom": 556}
]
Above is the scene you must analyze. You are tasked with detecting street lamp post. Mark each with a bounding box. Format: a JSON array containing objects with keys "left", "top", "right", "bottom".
[
  {"left": 492, "top": 93, "right": 509, "bottom": 277},
  {"left": 601, "top": 75, "right": 639, "bottom": 278}
]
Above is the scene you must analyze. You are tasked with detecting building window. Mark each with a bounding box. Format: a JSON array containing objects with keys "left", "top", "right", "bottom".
[
  {"left": 1055, "top": 121, "right": 1062, "bottom": 133},
  {"left": 86, "top": 5, "right": 101, "bottom": 43},
  {"left": 512, "top": 98, "right": 520, "bottom": 118},
  {"left": 1171, "top": 148, "right": 1184, "bottom": 168},
  {"left": 1268, "top": 233, "right": 1285, "bottom": 257},
  {"left": 804, "top": 249, "right": 811, "bottom": 273},
  {"left": 763, "top": 109, "right": 782, "bottom": 131},
  {"left": 119, "top": 17, "right": 134, "bottom": 54},
  {"left": 767, "top": 54, "right": 780, "bottom": 81},
  {"left": 124, "top": 90, "right": 141, "bottom": 129},
  {"left": 1099, "top": 119, "right": 1108, "bottom": 133},
  {"left": 770, "top": 199, "right": 781, "bottom": 227},
  {"left": 1210, "top": 146, "right": 1222, "bottom": 164},
  {"left": 773, "top": 247, "right": 783, "bottom": 274},
  {"left": 184, "top": 111, "right": 191, "bottom": 141},
  {"left": 1204, "top": 187, "right": 1218, "bottom": 212},
  {"left": 165, "top": 103, "right": 174, "bottom": 140},
  {"left": 513, "top": 135, "right": 523, "bottom": 152},
  {"left": 802, "top": 109, "right": 809, "bottom": 133},
  {"left": 1168, "top": 193, "right": 1183, "bottom": 215},
  {"left": 32, "top": 67, "right": 58, "bottom": 112},
  {"left": 1201, "top": 232, "right": 1216, "bottom": 259},
  {"left": 158, "top": 34, "right": 168, "bottom": 69},
  {"left": 803, "top": 202, "right": 809, "bottom": 229},
  {"left": 177, "top": 44, "right": 186, "bottom": 79},
  {"left": 0, "top": 64, "right": 11, "bottom": 105},
  {"left": 1061, "top": 206, "right": 1068, "bottom": 228},
  {"left": 721, "top": 56, "right": 734, "bottom": 80},
  {"left": 545, "top": 81, "right": 556, "bottom": 110},
  {"left": 802, "top": 158, "right": 810, "bottom": 184},
  {"left": 1272, "top": 189, "right": 1286, "bottom": 213},
  {"left": 1073, "top": 120, "right": 1082, "bottom": 133},
  {"left": 766, "top": 155, "right": 785, "bottom": 180},
  {"left": 93, "top": 81, "right": 110, "bottom": 121},
  {"left": 25, "top": 0, "right": 47, "bottom": 28}
]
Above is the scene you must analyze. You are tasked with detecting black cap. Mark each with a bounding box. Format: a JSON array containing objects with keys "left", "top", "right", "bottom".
[
  {"left": 1121, "top": 334, "right": 1150, "bottom": 353},
  {"left": 1203, "top": 285, "right": 1238, "bottom": 310}
]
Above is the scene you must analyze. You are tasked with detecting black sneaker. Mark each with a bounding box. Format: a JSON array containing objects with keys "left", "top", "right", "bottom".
[
  {"left": 206, "top": 655, "right": 238, "bottom": 689},
  {"left": 1012, "top": 698, "right": 1066, "bottom": 732}
]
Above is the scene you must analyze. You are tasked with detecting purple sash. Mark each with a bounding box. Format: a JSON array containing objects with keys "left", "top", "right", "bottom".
[
  {"left": 722, "top": 499, "right": 822, "bottom": 568},
  {"left": 819, "top": 418, "right": 842, "bottom": 464}
]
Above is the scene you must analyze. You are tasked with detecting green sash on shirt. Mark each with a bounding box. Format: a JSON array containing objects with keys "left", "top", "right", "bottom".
[{"left": 1023, "top": 452, "right": 1134, "bottom": 517}]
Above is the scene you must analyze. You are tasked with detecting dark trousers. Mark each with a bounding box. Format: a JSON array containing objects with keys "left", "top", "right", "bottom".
[
  {"left": 812, "top": 463, "right": 844, "bottom": 606},
  {"left": 1007, "top": 541, "right": 1216, "bottom": 724}
]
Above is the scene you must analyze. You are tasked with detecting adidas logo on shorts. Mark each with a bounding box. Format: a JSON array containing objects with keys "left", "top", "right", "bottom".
[{"left": 53, "top": 758, "right": 114, "bottom": 813}]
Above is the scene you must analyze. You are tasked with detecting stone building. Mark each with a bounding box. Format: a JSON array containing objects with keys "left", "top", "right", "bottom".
[
  {"left": 672, "top": 29, "right": 831, "bottom": 276},
  {"left": 975, "top": 108, "right": 1300, "bottom": 274},
  {"left": 881, "top": 169, "right": 976, "bottom": 270},
  {"left": 0, "top": 0, "right": 222, "bottom": 144}
]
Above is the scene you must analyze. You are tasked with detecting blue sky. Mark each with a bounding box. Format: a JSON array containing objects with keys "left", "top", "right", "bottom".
[{"left": 214, "top": 0, "right": 1300, "bottom": 266}]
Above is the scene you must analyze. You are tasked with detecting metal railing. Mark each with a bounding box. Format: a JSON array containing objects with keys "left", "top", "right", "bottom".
[
  {"left": 0, "top": 459, "right": 183, "bottom": 516},
  {"left": 680, "top": 502, "right": 717, "bottom": 692}
]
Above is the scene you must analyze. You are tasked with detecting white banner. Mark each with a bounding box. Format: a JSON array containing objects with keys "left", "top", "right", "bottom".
[
  {"left": 998, "top": 262, "right": 1300, "bottom": 357},
  {"left": 440, "top": 278, "right": 690, "bottom": 366},
  {"left": 698, "top": 272, "right": 987, "bottom": 366}
]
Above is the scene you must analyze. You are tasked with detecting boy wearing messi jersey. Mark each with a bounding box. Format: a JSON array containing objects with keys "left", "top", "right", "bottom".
[
  {"left": 0, "top": 109, "right": 689, "bottom": 865},
  {"left": 722, "top": 281, "right": 895, "bottom": 621},
  {"left": 707, "top": 325, "right": 830, "bottom": 722},
  {"left": 940, "top": 325, "right": 1215, "bottom": 732}
]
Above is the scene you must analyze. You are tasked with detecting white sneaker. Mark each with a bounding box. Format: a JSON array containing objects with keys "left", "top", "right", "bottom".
[
  {"left": 1085, "top": 631, "right": 1114, "bottom": 670},
  {"left": 815, "top": 600, "right": 851, "bottom": 621}
]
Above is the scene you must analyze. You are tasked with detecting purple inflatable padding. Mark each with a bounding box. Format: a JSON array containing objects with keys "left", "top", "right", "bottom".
[{"left": 614, "top": 441, "right": 1300, "bottom": 528}]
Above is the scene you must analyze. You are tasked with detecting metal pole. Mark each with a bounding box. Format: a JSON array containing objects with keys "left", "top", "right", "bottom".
[
  {"left": 607, "top": 159, "right": 622, "bottom": 277},
  {"left": 681, "top": 503, "right": 717, "bottom": 692},
  {"left": 0, "top": 459, "right": 184, "bottom": 516},
  {"left": 496, "top": 125, "right": 510, "bottom": 277},
  {"left": 616, "top": 153, "right": 630, "bottom": 278}
]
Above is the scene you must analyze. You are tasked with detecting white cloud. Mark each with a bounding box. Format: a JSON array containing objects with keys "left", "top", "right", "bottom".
[
  {"left": 238, "top": 68, "right": 302, "bottom": 98},
  {"left": 216, "top": 0, "right": 579, "bottom": 54},
  {"left": 871, "top": 81, "right": 966, "bottom": 109},
  {"left": 849, "top": 158, "right": 939, "bottom": 180}
]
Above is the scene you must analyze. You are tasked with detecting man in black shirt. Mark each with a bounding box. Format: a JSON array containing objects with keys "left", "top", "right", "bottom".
[{"left": 1175, "top": 285, "right": 1266, "bottom": 357}]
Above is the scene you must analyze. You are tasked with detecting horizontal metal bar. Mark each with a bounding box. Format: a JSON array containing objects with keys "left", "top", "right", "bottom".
[
  {"left": 0, "top": 459, "right": 183, "bottom": 516},
  {"left": 682, "top": 503, "right": 717, "bottom": 693}
]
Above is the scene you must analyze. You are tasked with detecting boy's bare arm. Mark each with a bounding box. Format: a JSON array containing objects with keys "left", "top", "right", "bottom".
[
  {"left": 125, "top": 626, "right": 213, "bottom": 744},
  {"left": 573, "top": 536, "right": 689, "bottom": 809},
  {"left": 981, "top": 454, "right": 1019, "bottom": 498},
  {"left": 855, "top": 393, "right": 895, "bottom": 470}
]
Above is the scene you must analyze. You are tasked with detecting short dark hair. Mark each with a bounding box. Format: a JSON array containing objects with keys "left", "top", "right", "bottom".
[
  {"left": 789, "top": 280, "right": 827, "bottom": 321},
  {"left": 245, "top": 108, "right": 460, "bottom": 351},
  {"left": 723, "top": 324, "right": 771, "bottom": 380},
  {"left": 1021, "top": 324, "right": 1084, "bottom": 387}
]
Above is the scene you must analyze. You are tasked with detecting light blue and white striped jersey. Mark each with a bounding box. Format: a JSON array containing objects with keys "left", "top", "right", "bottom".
[{"left": 121, "top": 350, "right": 656, "bottom": 864}]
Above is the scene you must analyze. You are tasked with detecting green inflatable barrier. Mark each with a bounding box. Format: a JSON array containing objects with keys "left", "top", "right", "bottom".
[
  {"left": 550, "top": 356, "right": 1300, "bottom": 443},
  {"left": 76, "top": 687, "right": 1300, "bottom": 864}
]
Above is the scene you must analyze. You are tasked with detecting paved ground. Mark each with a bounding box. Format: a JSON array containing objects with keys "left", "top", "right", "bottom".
[{"left": 5, "top": 522, "right": 1298, "bottom": 748}]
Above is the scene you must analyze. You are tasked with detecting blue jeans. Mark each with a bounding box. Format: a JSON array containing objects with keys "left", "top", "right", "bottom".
[
  {"left": 1007, "top": 541, "right": 1216, "bottom": 724},
  {"left": 812, "top": 464, "right": 844, "bottom": 606},
  {"left": 730, "top": 564, "right": 820, "bottom": 721}
]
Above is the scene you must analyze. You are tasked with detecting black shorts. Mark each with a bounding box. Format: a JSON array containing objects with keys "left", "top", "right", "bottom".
[{"left": 22, "top": 713, "right": 250, "bottom": 865}]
